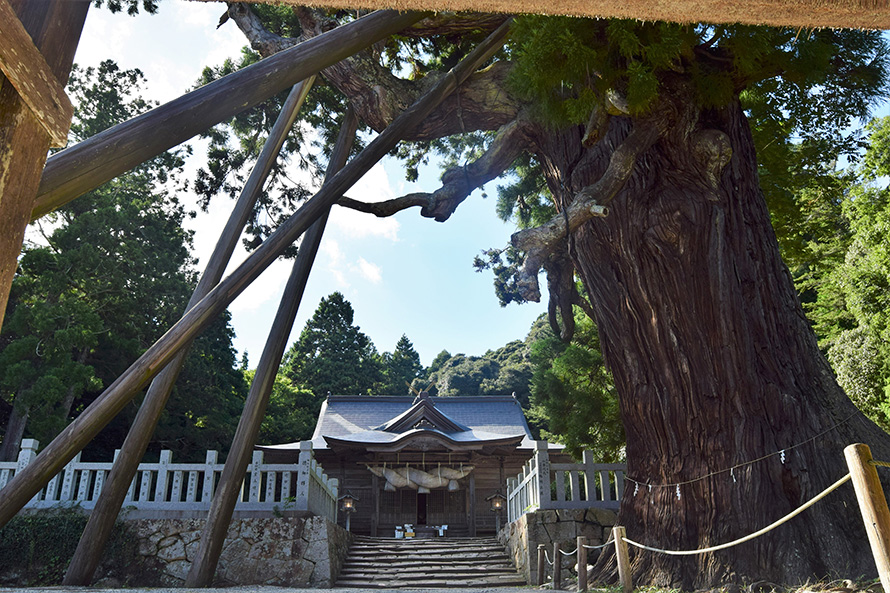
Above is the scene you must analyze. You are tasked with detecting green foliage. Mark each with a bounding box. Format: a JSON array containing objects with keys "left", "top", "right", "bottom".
[
  {"left": 425, "top": 339, "right": 533, "bottom": 405},
  {"left": 0, "top": 507, "right": 136, "bottom": 586},
  {"left": 380, "top": 335, "right": 426, "bottom": 395},
  {"left": 790, "top": 117, "right": 890, "bottom": 433},
  {"left": 526, "top": 311, "right": 623, "bottom": 460},
  {"left": 0, "top": 60, "right": 247, "bottom": 460},
  {"left": 251, "top": 371, "right": 318, "bottom": 445},
  {"left": 281, "top": 292, "right": 383, "bottom": 398},
  {"left": 92, "top": 0, "right": 158, "bottom": 16},
  {"left": 194, "top": 51, "right": 363, "bottom": 254}
]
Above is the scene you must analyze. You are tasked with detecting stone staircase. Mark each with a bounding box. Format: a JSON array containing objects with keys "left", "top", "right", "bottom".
[{"left": 335, "top": 535, "right": 527, "bottom": 588}]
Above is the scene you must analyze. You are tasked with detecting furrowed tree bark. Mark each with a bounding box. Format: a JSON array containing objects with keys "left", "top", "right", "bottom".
[
  {"left": 552, "top": 84, "right": 889, "bottom": 587},
  {"left": 0, "top": 0, "right": 87, "bottom": 332},
  {"left": 185, "top": 108, "right": 358, "bottom": 587},
  {"left": 30, "top": 9, "right": 427, "bottom": 220},
  {"left": 61, "top": 79, "right": 316, "bottom": 587},
  {"left": 232, "top": 6, "right": 520, "bottom": 141},
  {"left": 0, "top": 17, "right": 513, "bottom": 531}
]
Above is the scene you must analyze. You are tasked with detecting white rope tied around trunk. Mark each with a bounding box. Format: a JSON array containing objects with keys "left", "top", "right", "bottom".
[{"left": 622, "top": 472, "right": 851, "bottom": 556}]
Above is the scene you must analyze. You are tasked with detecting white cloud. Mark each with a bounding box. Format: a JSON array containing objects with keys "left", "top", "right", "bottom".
[
  {"left": 355, "top": 257, "right": 382, "bottom": 284},
  {"left": 228, "top": 258, "right": 290, "bottom": 313}
]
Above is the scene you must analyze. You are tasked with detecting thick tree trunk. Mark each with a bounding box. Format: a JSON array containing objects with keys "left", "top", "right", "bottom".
[{"left": 534, "top": 86, "right": 890, "bottom": 588}]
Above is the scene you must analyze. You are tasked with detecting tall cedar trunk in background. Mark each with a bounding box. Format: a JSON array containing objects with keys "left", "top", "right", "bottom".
[{"left": 532, "top": 80, "right": 890, "bottom": 587}]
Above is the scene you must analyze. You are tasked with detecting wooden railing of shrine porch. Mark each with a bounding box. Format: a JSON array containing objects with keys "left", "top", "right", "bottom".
[
  {"left": 507, "top": 441, "right": 627, "bottom": 523},
  {"left": 0, "top": 440, "right": 338, "bottom": 522}
]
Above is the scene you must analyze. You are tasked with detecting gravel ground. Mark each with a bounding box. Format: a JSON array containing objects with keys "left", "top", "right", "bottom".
[{"left": 0, "top": 586, "right": 537, "bottom": 593}]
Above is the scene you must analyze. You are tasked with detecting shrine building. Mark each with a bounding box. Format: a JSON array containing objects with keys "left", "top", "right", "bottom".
[{"left": 258, "top": 391, "right": 567, "bottom": 537}]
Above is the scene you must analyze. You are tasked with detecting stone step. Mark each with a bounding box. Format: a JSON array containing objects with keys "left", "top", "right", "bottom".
[{"left": 336, "top": 536, "right": 525, "bottom": 589}]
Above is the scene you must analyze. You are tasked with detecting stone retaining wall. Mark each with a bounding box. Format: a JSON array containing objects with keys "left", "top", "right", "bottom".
[
  {"left": 103, "top": 514, "right": 351, "bottom": 588},
  {"left": 498, "top": 508, "right": 617, "bottom": 586}
]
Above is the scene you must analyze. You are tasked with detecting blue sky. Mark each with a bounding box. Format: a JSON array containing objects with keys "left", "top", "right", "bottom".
[{"left": 72, "top": 2, "right": 548, "bottom": 368}]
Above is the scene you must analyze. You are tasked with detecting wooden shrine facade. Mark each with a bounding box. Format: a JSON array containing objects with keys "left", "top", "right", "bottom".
[{"left": 258, "top": 392, "right": 569, "bottom": 537}]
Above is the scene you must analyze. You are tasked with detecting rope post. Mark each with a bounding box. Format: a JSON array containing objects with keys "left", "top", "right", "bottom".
[
  {"left": 613, "top": 526, "right": 632, "bottom": 593},
  {"left": 577, "top": 536, "right": 588, "bottom": 592},
  {"left": 553, "top": 542, "right": 562, "bottom": 590},
  {"left": 537, "top": 544, "right": 547, "bottom": 586},
  {"left": 845, "top": 443, "right": 890, "bottom": 593}
]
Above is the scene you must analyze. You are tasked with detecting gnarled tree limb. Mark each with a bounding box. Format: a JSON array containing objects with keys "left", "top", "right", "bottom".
[
  {"left": 511, "top": 119, "right": 662, "bottom": 301},
  {"left": 337, "top": 117, "right": 533, "bottom": 221}
]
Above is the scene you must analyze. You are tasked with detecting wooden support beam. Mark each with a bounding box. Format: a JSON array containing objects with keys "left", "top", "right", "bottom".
[
  {"left": 31, "top": 9, "right": 426, "bottom": 221},
  {"left": 185, "top": 108, "right": 358, "bottom": 587},
  {"left": 845, "top": 443, "right": 890, "bottom": 593},
  {"left": 0, "top": 0, "right": 73, "bottom": 147},
  {"left": 0, "top": 0, "right": 87, "bottom": 338},
  {"left": 0, "top": 16, "right": 513, "bottom": 532},
  {"left": 61, "top": 79, "right": 316, "bottom": 587}
]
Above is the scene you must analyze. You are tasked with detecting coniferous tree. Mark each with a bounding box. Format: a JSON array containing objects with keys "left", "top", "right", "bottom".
[
  {"left": 380, "top": 335, "right": 425, "bottom": 394},
  {"left": 0, "top": 61, "right": 247, "bottom": 461},
  {"left": 281, "top": 292, "right": 383, "bottom": 398}
]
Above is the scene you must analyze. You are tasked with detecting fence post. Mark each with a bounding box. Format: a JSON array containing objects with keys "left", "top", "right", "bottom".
[
  {"left": 535, "top": 441, "right": 551, "bottom": 510},
  {"left": 537, "top": 544, "right": 546, "bottom": 586},
  {"left": 17, "top": 440, "right": 39, "bottom": 506},
  {"left": 577, "top": 536, "right": 588, "bottom": 592},
  {"left": 844, "top": 443, "right": 890, "bottom": 593},
  {"left": 202, "top": 450, "right": 218, "bottom": 503},
  {"left": 613, "top": 525, "right": 632, "bottom": 593},
  {"left": 553, "top": 541, "right": 562, "bottom": 590},
  {"left": 295, "top": 441, "right": 312, "bottom": 511}
]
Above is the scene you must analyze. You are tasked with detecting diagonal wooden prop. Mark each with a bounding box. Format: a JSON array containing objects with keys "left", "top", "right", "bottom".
[{"left": 0, "top": 16, "right": 513, "bottom": 529}]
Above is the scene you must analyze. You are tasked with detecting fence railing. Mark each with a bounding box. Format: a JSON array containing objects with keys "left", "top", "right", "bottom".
[
  {"left": 506, "top": 441, "right": 626, "bottom": 523},
  {"left": 0, "top": 439, "right": 338, "bottom": 522}
]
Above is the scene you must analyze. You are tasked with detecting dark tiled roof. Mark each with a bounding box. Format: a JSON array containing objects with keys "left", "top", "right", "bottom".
[{"left": 309, "top": 395, "right": 535, "bottom": 449}]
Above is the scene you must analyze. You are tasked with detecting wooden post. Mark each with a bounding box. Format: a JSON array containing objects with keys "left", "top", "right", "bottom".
[
  {"left": 537, "top": 544, "right": 546, "bottom": 586},
  {"left": 61, "top": 79, "right": 315, "bottom": 587},
  {"left": 0, "top": 19, "right": 513, "bottom": 531},
  {"left": 468, "top": 472, "right": 477, "bottom": 537},
  {"left": 185, "top": 111, "right": 359, "bottom": 587},
  {"left": 577, "top": 536, "right": 588, "bottom": 592},
  {"left": 613, "top": 525, "right": 632, "bottom": 593},
  {"left": 371, "top": 471, "right": 379, "bottom": 537},
  {"left": 844, "top": 443, "right": 890, "bottom": 593},
  {"left": 553, "top": 542, "right": 562, "bottom": 590},
  {"left": 0, "top": 0, "right": 88, "bottom": 332},
  {"left": 31, "top": 10, "right": 427, "bottom": 219}
]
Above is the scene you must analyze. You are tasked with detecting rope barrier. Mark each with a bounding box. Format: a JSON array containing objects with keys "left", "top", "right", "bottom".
[
  {"left": 624, "top": 413, "right": 856, "bottom": 489},
  {"left": 544, "top": 549, "right": 554, "bottom": 565},
  {"left": 559, "top": 546, "right": 577, "bottom": 556},
  {"left": 582, "top": 538, "right": 615, "bottom": 550},
  {"left": 870, "top": 459, "right": 890, "bottom": 470},
  {"left": 623, "top": 472, "right": 851, "bottom": 556}
]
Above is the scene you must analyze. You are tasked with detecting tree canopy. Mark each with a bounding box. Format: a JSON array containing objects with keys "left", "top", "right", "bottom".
[{"left": 0, "top": 61, "right": 247, "bottom": 461}]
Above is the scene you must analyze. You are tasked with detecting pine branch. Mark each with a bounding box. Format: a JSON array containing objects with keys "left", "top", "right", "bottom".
[
  {"left": 337, "top": 118, "right": 532, "bottom": 221},
  {"left": 511, "top": 119, "right": 662, "bottom": 301}
]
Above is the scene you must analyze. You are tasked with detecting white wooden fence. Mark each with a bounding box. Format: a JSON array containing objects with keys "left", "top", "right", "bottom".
[
  {"left": 0, "top": 439, "right": 338, "bottom": 522},
  {"left": 506, "top": 441, "right": 626, "bottom": 522}
]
